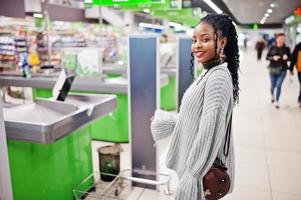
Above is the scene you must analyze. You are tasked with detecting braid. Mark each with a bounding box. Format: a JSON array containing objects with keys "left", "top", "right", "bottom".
[
  {"left": 199, "top": 13, "right": 240, "bottom": 105},
  {"left": 190, "top": 52, "right": 195, "bottom": 80}
]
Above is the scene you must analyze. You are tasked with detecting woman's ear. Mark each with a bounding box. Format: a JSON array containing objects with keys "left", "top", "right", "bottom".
[{"left": 220, "top": 37, "right": 228, "bottom": 49}]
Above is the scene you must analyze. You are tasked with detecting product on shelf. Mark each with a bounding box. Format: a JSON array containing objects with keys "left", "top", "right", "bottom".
[
  {"left": 36, "top": 31, "right": 62, "bottom": 67},
  {"left": 51, "top": 31, "right": 87, "bottom": 48},
  {"left": 0, "top": 32, "right": 16, "bottom": 69}
]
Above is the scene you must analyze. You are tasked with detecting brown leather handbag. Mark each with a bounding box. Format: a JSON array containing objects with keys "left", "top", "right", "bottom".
[{"left": 202, "top": 115, "right": 232, "bottom": 200}]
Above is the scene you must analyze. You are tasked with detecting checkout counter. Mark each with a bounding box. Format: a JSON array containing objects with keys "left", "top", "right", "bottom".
[
  {"left": 0, "top": 72, "right": 169, "bottom": 142},
  {"left": 1, "top": 72, "right": 118, "bottom": 200}
]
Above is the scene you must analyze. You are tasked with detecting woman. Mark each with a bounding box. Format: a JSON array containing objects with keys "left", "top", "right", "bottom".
[
  {"left": 266, "top": 33, "right": 291, "bottom": 109},
  {"left": 151, "top": 13, "right": 239, "bottom": 200}
]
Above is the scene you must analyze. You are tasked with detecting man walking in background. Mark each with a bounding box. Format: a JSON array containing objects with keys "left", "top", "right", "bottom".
[
  {"left": 290, "top": 42, "right": 301, "bottom": 107},
  {"left": 255, "top": 38, "right": 266, "bottom": 60}
]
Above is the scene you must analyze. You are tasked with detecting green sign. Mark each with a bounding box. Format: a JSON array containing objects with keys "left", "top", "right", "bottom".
[
  {"left": 151, "top": 8, "right": 202, "bottom": 26},
  {"left": 93, "top": 0, "right": 163, "bottom": 6},
  {"left": 119, "top": 0, "right": 180, "bottom": 11}
]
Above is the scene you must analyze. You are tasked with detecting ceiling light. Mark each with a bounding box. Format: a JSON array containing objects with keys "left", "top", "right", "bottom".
[
  {"left": 265, "top": 13, "right": 269, "bottom": 17},
  {"left": 270, "top": 3, "right": 275, "bottom": 7},
  {"left": 267, "top": 9, "right": 272, "bottom": 13},
  {"left": 260, "top": 16, "right": 266, "bottom": 24},
  {"left": 143, "top": 9, "right": 150, "bottom": 13},
  {"left": 203, "top": 0, "right": 223, "bottom": 14}
]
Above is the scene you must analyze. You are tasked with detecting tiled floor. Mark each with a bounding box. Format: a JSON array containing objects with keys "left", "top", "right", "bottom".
[
  {"left": 92, "top": 49, "right": 301, "bottom": 200},
  {"left": 224, "top": 49, "right": 301, "bottom": 200}
]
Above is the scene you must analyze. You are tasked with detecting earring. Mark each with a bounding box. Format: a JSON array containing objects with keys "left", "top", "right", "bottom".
[{"left": 219, "top": 47, "right": 226, "bottom": 62}]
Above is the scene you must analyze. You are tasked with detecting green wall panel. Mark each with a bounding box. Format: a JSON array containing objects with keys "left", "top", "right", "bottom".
[
  {"left": 160, "top": 76, "right": 176, "bottom": 110},
  {"left": 7, "top": 126, "right": 93, "bottom": 200}
]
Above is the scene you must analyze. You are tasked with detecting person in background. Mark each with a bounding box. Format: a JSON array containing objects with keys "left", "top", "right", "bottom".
[
  {"left": 268, "top": 33, "right": 277, "bottom": 49},
  {"left": 255, "top": 38, "right": 266, "bottom": 60},
  {"left": 289, "top": 42, "right": 301, "bottom": 107},
  {"left": 266, "top": 33, "right": 291, "bottom": 109},
  {"left": 243, "top": 36, "right": 248, "bottom": 50},
  {"left": 160, "top": 33, "right": 168, "bottom": 43},
  {"left": 151, "top": 13, "right": 239, "bottom": 200}
]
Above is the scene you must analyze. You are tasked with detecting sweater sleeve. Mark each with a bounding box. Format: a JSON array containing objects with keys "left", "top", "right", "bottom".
[
  {"left": 175, "top": 69, "right": 232, "bottom": 200},
  {"left": 150, "top": 109, "right": 178, "bottom": 141}
]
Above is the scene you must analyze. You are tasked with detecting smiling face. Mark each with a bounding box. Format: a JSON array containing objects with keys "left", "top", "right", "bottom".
[{"left": 191, "top": 22, "right": 227, "bottom": 64}]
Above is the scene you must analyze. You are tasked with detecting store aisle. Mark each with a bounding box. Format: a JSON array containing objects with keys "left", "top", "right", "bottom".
[{"left": 137, "top": 49, "right": 301, "bottom": 200}]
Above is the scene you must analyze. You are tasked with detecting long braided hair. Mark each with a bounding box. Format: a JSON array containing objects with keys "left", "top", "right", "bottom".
[{"left": 190, "top": 13, "right": 240, "bottom": 105}]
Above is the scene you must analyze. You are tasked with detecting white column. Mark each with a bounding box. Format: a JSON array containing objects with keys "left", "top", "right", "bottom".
[
  {"left": 163, "top": 20, "right": 170, "bottom": 32},
  {"left": 124, "top": 11, "right": 134, "bottom": 32},
  {"left": 0, "top": 101, "right": 13, "bottom": 200},
  {"left": 98, "top": 6, "right": 103, "bottom": 24}
]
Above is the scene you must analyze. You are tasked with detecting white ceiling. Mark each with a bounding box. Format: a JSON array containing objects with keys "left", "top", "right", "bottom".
[{"left": 223, "top": 0, "right": 301, "bottom": 24}]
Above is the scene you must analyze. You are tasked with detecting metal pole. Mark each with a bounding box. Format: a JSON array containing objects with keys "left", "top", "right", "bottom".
[
  {"left": 128, "top": 36, "right": 159, "bottom": 190},
  {"left": 98, "top": 6, "right": 103, "bottom": 25},
  {"left": 0, "top": 100, "right": 13, "bottom": 200},
  {"left": 42, "top": 0, "right": 52, "bottom": 66}
]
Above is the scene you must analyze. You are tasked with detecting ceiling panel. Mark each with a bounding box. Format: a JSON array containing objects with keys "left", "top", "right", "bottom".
[{"left": 222, "top": 0, "right": 301, "bottom": 24}]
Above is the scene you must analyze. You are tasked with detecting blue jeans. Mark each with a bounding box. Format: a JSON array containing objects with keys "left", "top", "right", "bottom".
[
  {"left": 298, "top": 72, "right": 301, "bottom": 103},
  {"left": 270, "top": 70, "right": 287, "bottom": 101}
]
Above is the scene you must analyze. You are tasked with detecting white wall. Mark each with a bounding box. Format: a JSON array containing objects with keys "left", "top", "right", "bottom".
[
  {"left": 85, "top": 7, "right": 125, "bottom": 27},
  {"left": 24, "top": 0, "right": 42, "bottom": 13}
]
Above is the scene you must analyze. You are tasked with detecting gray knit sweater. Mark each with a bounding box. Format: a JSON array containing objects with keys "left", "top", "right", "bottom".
[{"left": 151, "top": 62, "right": 235, "bottom": 200}]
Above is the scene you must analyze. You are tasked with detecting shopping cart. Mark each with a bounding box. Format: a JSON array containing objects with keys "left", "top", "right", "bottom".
[{"left": 73, "top": 169, "right": 173, "bottom": 200}]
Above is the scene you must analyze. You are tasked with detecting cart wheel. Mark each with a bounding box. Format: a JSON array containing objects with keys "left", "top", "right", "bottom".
[{"left": 115, "top": 188, "right": 119, "bottom": 196}]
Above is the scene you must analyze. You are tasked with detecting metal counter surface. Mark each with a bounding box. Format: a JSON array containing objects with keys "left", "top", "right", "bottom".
[
  {"left": 0, "top": 74, "right": 169, "bottom": 94},
  {"left": 3, "top": 93, "right": 117, "bottom": 144},
  {"left": 102, "top": 66, "right": 177, "bottom": 77}
]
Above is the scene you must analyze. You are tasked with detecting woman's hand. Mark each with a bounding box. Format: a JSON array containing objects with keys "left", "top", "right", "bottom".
[
  {"left": 272, "top": 55, "right": 281, "bottom": 61},
  {"left": 204, "top": 189, "right": 211, "bottom": 197},
  {"left": 282, "top": 54, "right": 288, "bottom": 61}
]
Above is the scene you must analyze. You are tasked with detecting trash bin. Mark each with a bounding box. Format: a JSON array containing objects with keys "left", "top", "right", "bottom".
[{"left": 98, "top": 144, "right": 122, "bottom": 182}]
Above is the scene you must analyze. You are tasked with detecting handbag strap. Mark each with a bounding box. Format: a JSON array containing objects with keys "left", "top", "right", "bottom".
[
  {"left": 214, "top": 113, "right": 232, "bottom": 167},
  {"left": 223, "top": 113, "right": 232, "bottom": 158},
  {"left": 198, "top": 66, "right": 233, "bottom": 159}
]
